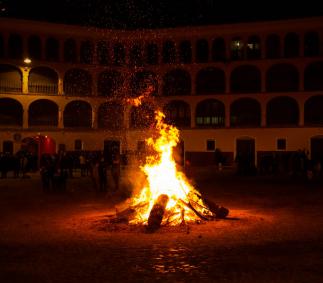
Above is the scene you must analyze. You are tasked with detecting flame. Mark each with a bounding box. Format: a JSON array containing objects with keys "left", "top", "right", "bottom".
[
  {"left": 126, "top": 95, "right": 145, "bottom": 107},
  {"left": 130, "top": 111, "right": 214, "bottom": 225}
]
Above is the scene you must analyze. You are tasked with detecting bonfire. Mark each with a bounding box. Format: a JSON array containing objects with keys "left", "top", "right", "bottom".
[{"left": 109, "top": 101, "right": 229, "bottom": 231}]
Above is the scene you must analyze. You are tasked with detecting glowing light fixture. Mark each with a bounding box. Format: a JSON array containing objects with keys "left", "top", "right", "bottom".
[{"left": 24, "top": 58, "right": 32, "bottom": 64}]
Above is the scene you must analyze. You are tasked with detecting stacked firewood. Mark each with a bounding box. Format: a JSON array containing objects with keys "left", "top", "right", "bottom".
[{"left": 107, "top": 194, "right": 229, "bottom": 232}]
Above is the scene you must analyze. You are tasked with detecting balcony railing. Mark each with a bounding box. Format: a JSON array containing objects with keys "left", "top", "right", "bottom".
[
  {"left": 28, "top": 84, "right": 58, "bottom": 94},
  {"left": 0, "top": 80, "right": 22, "bottom": 93}
]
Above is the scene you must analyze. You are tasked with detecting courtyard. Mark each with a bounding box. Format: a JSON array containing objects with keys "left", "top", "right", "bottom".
[{"left": 0, "top": 169, "right": 323, "bottom": 282}]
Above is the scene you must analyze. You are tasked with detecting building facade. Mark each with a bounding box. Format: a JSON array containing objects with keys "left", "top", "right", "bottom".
[{"left": 1, "top": 17, "right": 323, "bottom": 166}]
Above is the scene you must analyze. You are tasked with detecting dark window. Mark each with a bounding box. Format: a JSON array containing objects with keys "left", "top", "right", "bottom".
[
  {"left": 163, "top": 41, "right": 176, "bottom": 64},
  {"left": 206, "top": 140, "right": 215, "bottom": 151},
  {"left": 97, "top": 41, "right": 110, "bottom": 65},
  {"left": 58, "top": 144, "right": 66, "bottom": 152},
  {"left": 266, "top": 34, "right": 280, "bottom": 59},
  {"left": 179, "top": 40, "right": 192, "bottom": 64},
  {"left": 196, "top": 39, "right": 209, "bottom": 63},
  {"left": 277, "top": 139, "right": 286, "bottom": 150},
  {"left": 146, "top": 43, "right": 158, "bottom": 65},
  {"left": 80, "top": 41, "right": 93, "bottom": 64},
  {"left": 74, "top": 140, "right": 83, "bottom": 151},
  {"left": 2, "top": 141, "right": 13, "bottom": 154},
  {"left": 113, "top": 44, "right": 125, "bottom": 66},
  {"left": 231, "top": 37, "right": 244, "bottom": 60}
]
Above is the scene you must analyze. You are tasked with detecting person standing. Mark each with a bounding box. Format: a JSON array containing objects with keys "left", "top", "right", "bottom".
[{"left": 111, "top": 153, "right": 121, "bottom": 192}]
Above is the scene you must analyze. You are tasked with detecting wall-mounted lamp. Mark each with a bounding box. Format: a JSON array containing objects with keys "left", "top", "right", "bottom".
[{"left": 24, "top": 58, "right": 32, "bottom": 64}]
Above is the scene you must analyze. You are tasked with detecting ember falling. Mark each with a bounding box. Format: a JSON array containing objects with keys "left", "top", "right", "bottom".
[{"left": 128, "top": 110, "right": 216, "bottom": 226}]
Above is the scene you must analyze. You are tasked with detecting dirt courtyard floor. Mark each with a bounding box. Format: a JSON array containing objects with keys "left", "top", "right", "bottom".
[{"left": 1, "top": 168, "right": 323, "bottom": 283}]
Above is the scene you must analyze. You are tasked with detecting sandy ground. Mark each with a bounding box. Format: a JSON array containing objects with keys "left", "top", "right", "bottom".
[{"left": 1, "top": 168, "right": 323, "bottom": 283}]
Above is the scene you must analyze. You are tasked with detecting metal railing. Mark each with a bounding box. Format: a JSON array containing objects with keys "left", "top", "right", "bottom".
[
  {"left": 28, "top": 83, "right": 58, "bottom": 94},
  {"left": 0, "top": 80, "right": 22, "bottom": 93}
]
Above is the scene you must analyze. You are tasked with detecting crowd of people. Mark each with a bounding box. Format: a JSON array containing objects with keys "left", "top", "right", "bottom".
[
  {"left": 0, "top": 151, "right": 36, "bottom": 179},
  {"left": 234, "top": 149, "right": 323, "bottom": 181},
  {"left": 39, "top": 151, "right": 121, "bottom": 193}
]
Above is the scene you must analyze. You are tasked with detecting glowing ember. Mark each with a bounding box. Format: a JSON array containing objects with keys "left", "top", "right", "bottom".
[{"left": 129, "top": 111, "right": 215, "bottom": 225}]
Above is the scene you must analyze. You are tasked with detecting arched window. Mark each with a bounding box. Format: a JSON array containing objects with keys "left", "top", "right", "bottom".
[
  {"left": 130, "top": 103, "right": 155, "bottom": 129},
  {"left": 0, "top": 98, "right": 23, "bottom": 126},
  {"left": 196, "top": 39, "right": 209, "bottom": 63},
  {"left": 230, "top": 98, "right": 261, "bottom": 127},
  {"left": 97, "top": 41, "right": 110, "bottom": 65},
  {"left": 97, "top": 71, "right": 124, "bottom": 97},
  {"left": 246, "top": 36, "right": 261, "bottom": 59},
  {"left": 129, "top": 44, "right": 143, "bottom": 66},
  {"left": 28, "top": 99, "right": 58, "bottom": 126},
  {"left": 28, "top": 35, "right": 42, "bottom": 60},
  {"left": 231, "top": 65, "right": 261, "bottom": 93},
  {"left": 113, "top": 43, "right": 125, "bottom": 66},
  {"left": 212, "top": 37, "right": 226, "bottom": 62},
  {"left": 0, "top": 64, "right": 22, "bottom": 93},
  {"left": 266, "top": 96, "right": 299, "bottom": 126},
  {"left": 266, "top": 34, "right": 280, "bottom": 59},
  {"left": 28, "top": 67, "right": 58, "bottom": 94},
  {"left": 163, "top": 41, "right": 176, "bottom": 64},
  {"left": 196, "top": 99, "right": 225, "bottom": 128},
  {"left": 196, "top": 67, "right": 225, "bottom": 94},
  {"left": 0, "top": 34, "right": 4, "bottom": 58},
  {"left": 163, "top": 69, "right": 191, "bottom": 96},
  {"left": 304, "top": 31, "right": 320, "bottom": 57},
  {"left": 284, "top": 32, "right": 299, "bottom": 58},
  {"left": 98, "top": 102, "right": 124, "bottom": 130},
  {"left": 80, "top": 40, "right": 93, "bottom": 64},
  {"left": 164, "top": 100, "right": 191, "bottom": 128},
  {"left": 179, "top": 40, "right": 192, "bottom": 64},
  {"left": 8, "top": 34, "right": 23, "bottom": 59},
  {"left": 231, "top": 37, "right": 244, "bottom": 60},
  {"left": 130, "top": 71, "right": 158, "bottom": 97},
  {"left": 304, "top": 61, "right": 323, "bottom": 91},
  {"left": 266, "top": 64, "right": 299, "bottom": 92},
  {"left": 146, "top": 43, "right": 158, "bottom": 65},
  {"left": 45, "top": 37, "right": 59, "bottom": 61},
  {"left": 64, "top": 38, "right": 77, "bottom": 63},
  {"left": 64, "top": 69, "right": 92, "bottom": 96},
  {"left": 64, "top": 101, "right": 92, "bottom": 128},
  {"left": 305, "top": 96, "right": 323, "bottom": 125}
]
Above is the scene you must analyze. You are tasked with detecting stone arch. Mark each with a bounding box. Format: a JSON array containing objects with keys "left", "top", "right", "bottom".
[
  {"left": 63, "top": 100, "right": 92, "bottom": 128},
  {"left": 28, "top": 99, "right": 58, "bottom": 126},
  {"left": 266, "top": 96, "right": 299, "bottom": 126},
  {"left": 230, "top": 98, "right": 261, "bottom": 127}
]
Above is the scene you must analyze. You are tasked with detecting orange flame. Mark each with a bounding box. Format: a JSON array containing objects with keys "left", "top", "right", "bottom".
[{"left": 130, "top": 111, "right": 213, "bottom": 225}]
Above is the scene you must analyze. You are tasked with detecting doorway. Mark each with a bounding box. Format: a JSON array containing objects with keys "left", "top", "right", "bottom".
[
  {"left": 104, "top": 140, "right": 120, "bottom": 165},
  {"left": 236, "top": 137, "right": 256, "bottom": 175}
]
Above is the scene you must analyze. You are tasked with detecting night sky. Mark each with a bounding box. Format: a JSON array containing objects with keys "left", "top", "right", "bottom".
[{"left": 1, "top": 0, "right": 323, "bottom": 29}]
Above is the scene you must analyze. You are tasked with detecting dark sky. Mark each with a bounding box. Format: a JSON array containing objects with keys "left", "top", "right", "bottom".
[{"left": 1, "top": 0, "right": 323, "bottom": 29}]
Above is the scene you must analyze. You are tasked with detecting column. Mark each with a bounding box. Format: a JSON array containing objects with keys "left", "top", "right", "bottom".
[
  {"left": 58, "top": 107, "right": 64, "bottom": 129},
  {"left": 261, "top": 67, "right": 266, "bottom": 93},
  {"left": 92, "top": 106, "right": 98, "bottom": 129},
  {"left": 191, "top": 103, "right": 196, "bottom": 128},
  {"left": 58, "top": 75, "right": 64, "bottom": 95},
  {"left": 299, "top": 66, "right": 304, "bottom": 92},
  {"left": 23, "top": 109, "right": 28, "bottom": 129},
  {"left": 299, "top": 101, "right": 304, "bottom": 126},
  {"left": 225, "top": 102, "right": 230, "bottom": 128},
  {"left": 22, "top": 68, "right": 30, "bottom": 94},
  {"left": 261, "top": 102, "right": 267, "bottom": 127}
]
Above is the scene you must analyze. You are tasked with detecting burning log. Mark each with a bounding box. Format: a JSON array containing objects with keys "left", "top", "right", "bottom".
[
  {"left": 108, "top": 202, "right": 148, "bottom": 223},
  {"left": 179, "top": 199, "right": 210, "bottom": 221},
  {"left": 202, "top": 197, "right": 229, "bottom": 219},
  {"left": 147, "top": 194, "right": 169, "bottom": 232}
]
